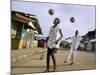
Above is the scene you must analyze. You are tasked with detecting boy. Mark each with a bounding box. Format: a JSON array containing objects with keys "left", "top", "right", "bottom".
[
  {"left": 45, "top": 18, "right": 63, "bottom": 72},
  {"left": 64, "top": 30, "right": 82, "bottom": 65}
]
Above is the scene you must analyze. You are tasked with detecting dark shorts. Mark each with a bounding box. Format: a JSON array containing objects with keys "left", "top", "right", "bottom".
[{"left": 47, "top": 47, "right": 57, "bottom": 55}]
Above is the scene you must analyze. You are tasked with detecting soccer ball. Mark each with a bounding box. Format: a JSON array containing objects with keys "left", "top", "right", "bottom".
[
  {"left": 70, "top": 17, "right": 75, "bottom": 23},
  {"left": 48, "top": 9, "right": 54, "bottom": 15}
]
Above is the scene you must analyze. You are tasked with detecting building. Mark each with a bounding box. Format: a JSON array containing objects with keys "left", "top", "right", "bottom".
[
  {"left": 80, "top": 29, "right": 96, "bottom": 51},
  {"left": 11, "top": 11, "right": 42, "bottom": 49}
]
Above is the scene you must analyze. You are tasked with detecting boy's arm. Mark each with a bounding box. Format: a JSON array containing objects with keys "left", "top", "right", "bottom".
[
  {"left": 65, "top": 37, "right": 70, "bottom": 40},
  {"left": 55, "top": 29, "right": 63, "bottom": 44}
]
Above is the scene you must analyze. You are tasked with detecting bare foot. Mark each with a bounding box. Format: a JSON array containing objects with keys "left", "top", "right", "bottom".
[
  {"left": 70, "top": 62, "right": 75, "bottom": 65},
  {"left": 44, "top": 69, "right": 50, "bottom": 72},
  {"left": 53, "top": 68, "right": 57, "bottom": 72}
]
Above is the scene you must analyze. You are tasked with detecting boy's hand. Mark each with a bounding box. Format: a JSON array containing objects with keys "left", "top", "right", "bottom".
[
  {"left": 46, "top": 37, "right": 49, "bottom": 41},
  {"left": 55, "top": 40, "right": 58, "bottom": 44}
]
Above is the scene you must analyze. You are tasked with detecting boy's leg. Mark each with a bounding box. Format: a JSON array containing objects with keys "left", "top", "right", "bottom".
[
  {"left": 51, "top": 53, "right": 56, "bottom": 72},
  {"left": 64, "top": 50, "right": 68, "bottom": 63},
  {"left": 45, "top": 48, "right": 50, "bottom": 72},
  {"left": 67, "top": 52, "right": 72, "bottom": 63},
  {"left": 70, "top": 48, "right": 77, "bottom": 65},
  {"left": 70, "top": 51, "right": 74, "bottom": 65},
  {"left": 65, "top": 48, "right": 73, "bottom": 63},
  {"left": 73, "top": 49, "right": 77, "bottom": 62}
]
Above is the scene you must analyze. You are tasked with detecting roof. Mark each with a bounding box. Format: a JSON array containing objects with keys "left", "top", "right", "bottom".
[
  {"left": 12, "top": 11, "right": 42, "bottom": 34},
  {"left": 86, "top": 29, "right": 96, "bottom": 36}
]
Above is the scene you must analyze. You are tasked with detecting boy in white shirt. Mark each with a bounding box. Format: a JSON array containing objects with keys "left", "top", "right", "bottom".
[
  {"left": 45, "top": 18, "right": 63, "bottom": 72},
  {"left": 64, "top": 30, "right": 82, "bottom": 65}
]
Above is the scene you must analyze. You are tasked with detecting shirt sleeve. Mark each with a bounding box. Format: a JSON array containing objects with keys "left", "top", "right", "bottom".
[
  {"left": 58, "top": 26, "right": 61, "bottom": 30},
  {"left": 70, "top": 36, "right": 74, "bottom": 40}
]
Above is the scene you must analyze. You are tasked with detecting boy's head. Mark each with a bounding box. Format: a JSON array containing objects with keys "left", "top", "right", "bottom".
[
  {"left": 53, "top": 18, "right": 60, "bottom": 26},
  {"left": 75, "top": 30, "right": 79, "bottom": 36}
]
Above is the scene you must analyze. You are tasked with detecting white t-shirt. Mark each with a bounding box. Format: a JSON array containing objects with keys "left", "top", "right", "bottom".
[
  {"left": 47, "top": 26, "right": 61, "bottom": 48},
  {"left": 71, "top": 36, "right": 82, "bottom": 50}
]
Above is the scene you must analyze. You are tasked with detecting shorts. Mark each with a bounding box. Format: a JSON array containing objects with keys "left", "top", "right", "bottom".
[{"left": 47, "top": 47, "right": 57, "bottom": 55}]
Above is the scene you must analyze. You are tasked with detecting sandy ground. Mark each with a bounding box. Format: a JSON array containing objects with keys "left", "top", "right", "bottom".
[{"left": 11, "top": 48, "right": 96, "bottom": 74}]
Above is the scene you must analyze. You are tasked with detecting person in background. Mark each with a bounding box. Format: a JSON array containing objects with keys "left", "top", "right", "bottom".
[{"left": 64, "top": 30, "right": 82, "bottom": 65}]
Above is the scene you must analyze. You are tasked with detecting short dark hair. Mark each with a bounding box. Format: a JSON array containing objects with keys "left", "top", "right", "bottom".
[
  {"left": 54, "top": 17, "right": 60, "bottom": 24},
  {"left": 75, "top": 30, "right": 79, "bottom": 34}
]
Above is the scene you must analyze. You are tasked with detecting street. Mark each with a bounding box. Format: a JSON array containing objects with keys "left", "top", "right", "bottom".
[{"left": 11, "top": 48, "right": 96, "bottom": 74}]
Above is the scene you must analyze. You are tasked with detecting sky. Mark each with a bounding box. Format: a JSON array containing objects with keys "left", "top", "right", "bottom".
[{"left": 11, "top": 1, "right": 96, "bottom": 39}]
